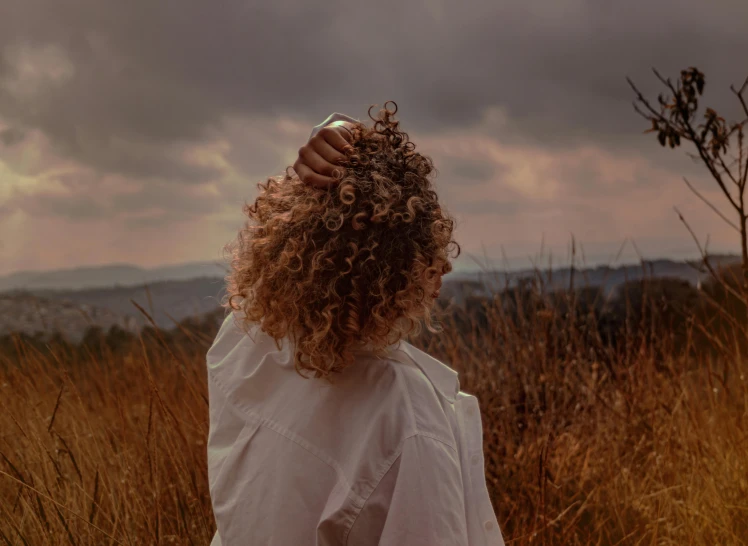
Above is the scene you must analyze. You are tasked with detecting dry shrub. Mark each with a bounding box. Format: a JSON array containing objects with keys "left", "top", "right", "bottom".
[{"left": 1, "top": 273, "right": 747, "bottom": 545}]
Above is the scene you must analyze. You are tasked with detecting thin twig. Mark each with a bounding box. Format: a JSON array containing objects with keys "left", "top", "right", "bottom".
[
  {"left": 682, "top": 177, "right": 740, "bottom": 232},
  {"left": 674, "top": 207, "right": 744, "bottom": 303}
]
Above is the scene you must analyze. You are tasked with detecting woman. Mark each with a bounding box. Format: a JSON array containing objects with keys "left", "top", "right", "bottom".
[{"left": 206, "top": 103, "right": 505, "bottom": 545}]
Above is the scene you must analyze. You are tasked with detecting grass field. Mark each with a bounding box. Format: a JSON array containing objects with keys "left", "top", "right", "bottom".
[{"left": 1, "top": 280, "right": 747, "bottom": 545}]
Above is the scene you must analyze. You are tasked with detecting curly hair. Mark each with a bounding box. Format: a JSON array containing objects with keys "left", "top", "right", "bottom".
[{"left": 221, "top": 102, "right": 460, "bottom": 382}]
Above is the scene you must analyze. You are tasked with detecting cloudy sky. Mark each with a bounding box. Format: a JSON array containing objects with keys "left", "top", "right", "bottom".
[{"left": 2, "top": 0, "right": 747, "bottom": 276}]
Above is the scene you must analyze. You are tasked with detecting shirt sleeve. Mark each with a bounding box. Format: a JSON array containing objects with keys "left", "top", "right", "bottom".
[
  {"left": 347, "top": 434, "right": 470, "bottom": 546},
  {"left": 309, "top": 112, "right": 361, "bottom": 140}
]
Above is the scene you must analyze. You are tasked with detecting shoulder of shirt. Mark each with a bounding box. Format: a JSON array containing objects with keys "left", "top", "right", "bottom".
[
  {"left": 208, "top": 310, "right": 461, "bottom": 399},
  {"left": 207, "top": 310, "right": 461, "bottom": 448},
  {"left": 344, "top": 341, "right": 459, "bottom": 449}
]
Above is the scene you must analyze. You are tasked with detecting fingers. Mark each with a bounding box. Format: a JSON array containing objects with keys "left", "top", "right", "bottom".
[
  {"left": 310, "top": 134, "right": 348, "bottom": 166},
  {"left": 298, "top": 144, "right": 346, "bottom": 178},
  {"left": 293, "top": 160, "right": 339, "bottom": 189},
  {"left": 294, "top": 121, "right": 358, "bottom": 189},
  {"left": 318, "top": 123, "right": 355, "bottom": 154}
]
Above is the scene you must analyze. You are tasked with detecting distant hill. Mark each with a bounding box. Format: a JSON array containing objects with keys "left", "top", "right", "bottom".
[
  {"left": 0, "top": 261, "right": 229, "bottom": 292},
  {"left": 444, "top": 255, "right": 740, "bottom": 291},
  {"left": 2, "top": 254, "right": 741, "bottom": 294},
  {"left": 0, "top": 292, "right": 138, "bottom": 343},
  {"left": 0, "top": 254, "right": 742, "bottom": 342},
  {"left": 33, "top": 276, "right": 227, "bottom": 329},
  {"left": 0, "top": 276, "right": 227, "bottom": 342}
]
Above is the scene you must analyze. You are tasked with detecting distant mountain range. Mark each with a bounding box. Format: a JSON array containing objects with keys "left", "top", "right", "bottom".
[
  {"left": 1, "top": 254, "right": 742, "bottom": 294},
  {"left": 0, "top": 261, "right": 229, "bottom": 292},
  {"left": 444, "top": 254, "right": 741, "bottom": 296},
  {"left": 0, "top": 254, "right": 742, "bottom": 342},
  {"left": 0, "top": 276, "right": 227, "bottom": 342},
  {"left": 0, "top": 292, "right": 140, "bottom": 344}
]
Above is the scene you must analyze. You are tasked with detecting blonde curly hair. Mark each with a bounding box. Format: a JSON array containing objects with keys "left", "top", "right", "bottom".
[{"left": 222, "top": 102, "right": 460, "bottom": 382}]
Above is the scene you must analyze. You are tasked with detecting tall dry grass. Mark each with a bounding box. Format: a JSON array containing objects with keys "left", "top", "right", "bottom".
[{"left": 1, "top": 274, "right": 747, "bottom": 545}]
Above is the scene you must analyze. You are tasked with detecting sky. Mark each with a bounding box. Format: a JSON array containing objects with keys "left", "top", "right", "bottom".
[{"left": 1, "top": 0, "right": 748, "bottom": 276}]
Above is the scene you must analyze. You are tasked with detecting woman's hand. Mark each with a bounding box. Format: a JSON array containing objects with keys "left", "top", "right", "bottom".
[{"left": 294, "top": 120, "right": 356, "bottom": 188}]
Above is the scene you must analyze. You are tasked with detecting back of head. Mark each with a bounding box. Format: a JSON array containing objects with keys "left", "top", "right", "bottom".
[{"left": 222, "top": 102, "right": 460, "bottom": 381}]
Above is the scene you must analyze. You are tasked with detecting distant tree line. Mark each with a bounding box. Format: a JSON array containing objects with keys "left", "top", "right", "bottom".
[
  {"left": 2, "top": 263, "right": 746, "bottom": 372},
  {"left": 0, "top": 307, "right": 226, "bottom": 364},
  {"left": 438, "top": 261, "right": 747, "bottom": 371}
]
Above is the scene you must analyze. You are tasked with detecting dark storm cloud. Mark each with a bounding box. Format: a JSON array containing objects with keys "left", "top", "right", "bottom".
[
  {"left": 1, "top": 0, "right": 747, "bottom": 231},
  {"left": 3, "top": 0, "right": 747, "bottom": 157}
]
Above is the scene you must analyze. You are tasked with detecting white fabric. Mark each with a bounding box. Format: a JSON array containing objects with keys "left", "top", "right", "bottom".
[
  {"left": 309, "top": 112, "right": 361, "bottom": 140},
  {"left": 206, "top": 310, "right": 505, "bottom": 545}
]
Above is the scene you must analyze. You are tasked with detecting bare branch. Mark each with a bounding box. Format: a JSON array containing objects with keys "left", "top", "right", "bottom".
[
  {"left": 682, "top": 177, "right": 740, "bottom": 232},
  {"left": 728, "top": 76, "right": 748, "bottom": 193},
  {"left": 652, "top": 68, "right": 674, "bottom": 92},
  {"left": 630, "top": 70, "right": 742, "bottom": 211},
  {"left": 740, "top": 126, "right": 748, "bottom": 189},
  {"left": 716, "top": 154, "right": 740, "bottom": 187},
  {"left": 631, "top": 101, "right": 657, "bottom": 123},
  {"left": 740, "top": 75, "right": 748, "bottom": 94},
  {"left": 677, "top": 102, "right": 741, "bottom": 212},
  {"left": 726, "top": 122, "right": 746, "bottom": 139},
  {"left": 730, "top": 75, "right": 748, "bottom": 119},
  {"left": 626, "top": 77, "right": 668, "bottom": 121},
  {"left": 685, "top": 151, "right": 702, "bottom": 164},
  {"left": 674, "top": 207, "right": 745, "bottom": 302}
]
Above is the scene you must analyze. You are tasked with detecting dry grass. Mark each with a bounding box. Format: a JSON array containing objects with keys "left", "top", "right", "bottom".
[{"left": 1, "top": 280, "right": 747, "bottom": 545}]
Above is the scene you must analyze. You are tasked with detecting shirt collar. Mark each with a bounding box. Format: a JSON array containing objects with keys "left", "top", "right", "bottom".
[
  {"left": 220, "top": 312, "right": 460, "bottom": 403},
  {"left": 389, "top": 341, "right": 460, "bottom": 404}
]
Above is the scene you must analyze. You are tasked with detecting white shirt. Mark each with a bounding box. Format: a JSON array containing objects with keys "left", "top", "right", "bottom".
[{"left": 206, "top": 310, "right": 505, "bottom": 545}]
